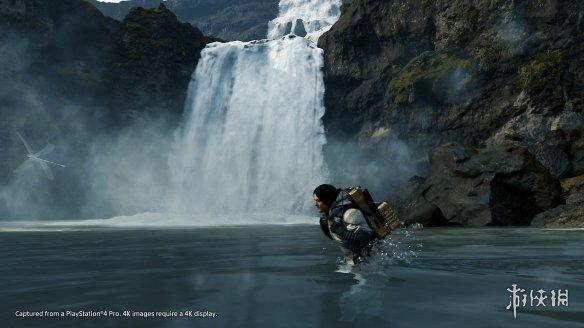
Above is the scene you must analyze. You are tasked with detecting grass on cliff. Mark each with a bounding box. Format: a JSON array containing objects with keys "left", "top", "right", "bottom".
[
  {"left": 517, "top": 49, "right": 565, "bottom": 85},
  {"left": 561, "top": 174, "right": 584, "bottom": 192},
  {"left": 470, "top": 38, "right": 509, "bottom": 69},
  {"left": 125, "top": 21, "right": 151, "bottom": 33},
  {"left": 388, "top": 52, "right": 472, "bottom": 104}
]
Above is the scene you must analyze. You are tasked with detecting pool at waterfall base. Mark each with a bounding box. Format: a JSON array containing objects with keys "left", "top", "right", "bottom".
[{"left": 2, "top": 223, "right": 583, "bottom": 327}]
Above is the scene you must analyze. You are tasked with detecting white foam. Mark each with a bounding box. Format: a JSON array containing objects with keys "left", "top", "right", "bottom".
[
  {"left": 0, "top": 212, "right": 317, "bottom": 231},
  {"left": 268, "top": 0, "right": 343, "bottom": 42}
]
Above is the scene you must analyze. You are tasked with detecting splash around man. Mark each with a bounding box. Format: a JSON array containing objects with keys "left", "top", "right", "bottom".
[{"left": 313, "top": 184, "right": 376, "bottom": 266}]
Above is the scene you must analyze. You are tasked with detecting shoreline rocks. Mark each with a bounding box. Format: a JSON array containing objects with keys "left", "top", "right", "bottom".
[
  {"left": 531, "top": 204, "right": 584, "bottom": 228},
  {"left": 396, "top": 142, "right": 564, "bottom": 227}
]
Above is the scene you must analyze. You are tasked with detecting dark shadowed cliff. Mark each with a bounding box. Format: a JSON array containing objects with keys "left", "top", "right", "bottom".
[{"left": 106, "top": 3, "right": 219, "bottom": 123}]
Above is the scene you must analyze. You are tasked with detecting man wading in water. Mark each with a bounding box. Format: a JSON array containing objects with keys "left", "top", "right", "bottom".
[{"left": 313, "top": 184, "right": 376, "bottom": 266}]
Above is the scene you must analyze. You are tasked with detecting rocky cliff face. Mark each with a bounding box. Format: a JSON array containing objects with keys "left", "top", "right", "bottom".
[
  {"left": 106, "top": 3, "right": 218, "bottom": 123},
  {"left": 319, "top": 0, "right": 584, "bottom": 226}
]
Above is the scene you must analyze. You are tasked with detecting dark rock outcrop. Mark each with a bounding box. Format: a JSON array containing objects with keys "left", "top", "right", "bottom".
[
  {"left": 531, "top": 204, "right": 584, "bottom": 228},
  {"left": 561, "top": 174, "right": 584, "bottom": 205},
  {"left": 398, "top": 143, "right": 563, "bottom": 226},
  {"left": 106, "top": 3, "right": 218, "bottom": 123},
  {"left": 391, "top": 176, "right": 449, "bottom": 227},
  {"left": 1, "top": 0, "right": 121, "bottom": 101},
  {"left": 532, "top": 173, "right": 584, "bottom": 228}
]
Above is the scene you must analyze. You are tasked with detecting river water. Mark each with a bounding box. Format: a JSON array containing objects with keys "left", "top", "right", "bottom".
[{"left": 2, "top": 223, "right": 583, "bottom": 327}]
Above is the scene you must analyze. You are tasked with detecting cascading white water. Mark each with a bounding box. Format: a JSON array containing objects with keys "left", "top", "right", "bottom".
[
  {"left": 168, "top": 0, "right": 343, "bottom": 215},
  {"left": 268, "top": 0, "right": 343, "bottom": 41}
]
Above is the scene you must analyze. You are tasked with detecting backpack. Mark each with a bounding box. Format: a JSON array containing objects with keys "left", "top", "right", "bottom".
[{"left": 344, "top": 186, "right": 401, "bottom": 239}]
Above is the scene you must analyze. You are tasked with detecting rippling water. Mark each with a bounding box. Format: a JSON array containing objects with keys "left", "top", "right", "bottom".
[{"left": 1, "top": 224, "right": 583, "bottom": 327}]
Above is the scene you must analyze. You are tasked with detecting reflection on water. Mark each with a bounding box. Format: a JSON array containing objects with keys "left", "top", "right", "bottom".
[
  {"left": 337, "top": 227, "right": 423, "bottom": 322},
  {"left": 1, "top": 224, "right": 583, "bottom": 328}
]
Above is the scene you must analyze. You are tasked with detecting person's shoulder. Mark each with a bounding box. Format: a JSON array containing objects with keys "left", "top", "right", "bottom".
[{"left": 343, "top": 208, "right": 366, "bottom": 225}]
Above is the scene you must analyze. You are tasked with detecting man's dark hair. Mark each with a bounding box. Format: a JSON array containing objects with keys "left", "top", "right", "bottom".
[{"left": 313, "top": 184, "right": 340, "bottom": 208}]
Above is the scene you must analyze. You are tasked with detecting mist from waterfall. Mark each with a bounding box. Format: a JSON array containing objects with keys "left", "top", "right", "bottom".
[{"left": 168, "top": 0, "right": 343, "bottom": 215}]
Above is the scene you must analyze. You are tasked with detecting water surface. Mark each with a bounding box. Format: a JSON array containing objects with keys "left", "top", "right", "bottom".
[{"left": 1, "top": 224, "right": 583, "bottom": 327}]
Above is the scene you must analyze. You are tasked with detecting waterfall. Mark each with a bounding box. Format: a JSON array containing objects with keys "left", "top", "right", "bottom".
[
  {"left": 168, "top": 0, "right": 343, "bottom": 215},
  {"left": 268, "top": 0, "right": 343, "bottom": 41}
]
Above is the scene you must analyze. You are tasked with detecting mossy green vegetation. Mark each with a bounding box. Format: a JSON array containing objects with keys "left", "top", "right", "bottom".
[
  {"left": 466, "top": 8, "right": 480, "bottom": 23},
  {"left": 388, "top": 52, "right": 472, "bottom": 104},
  {"left": 470, "top": 38, "right": 507, "bottom": 69},
  {"left": 561, "top": 174, "right": 584, "bottom": 192},
  {"left": 130, "top": 6, "right": 164, "bottom": 16},
  {"left": 517, "top": 49, "right": 565, "bottom": 85},
  {"left": 179, "top": 49, "right": 192, "bottom": 61},
  {"left": 143, "top": 38, "right": 174, "bottom": 48},
  {"left": 125, "top": 21, "right": 151, "bottom": 33}
]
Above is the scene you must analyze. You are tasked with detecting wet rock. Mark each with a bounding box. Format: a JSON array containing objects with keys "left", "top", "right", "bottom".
[
  {"left": 570, "top": 136, "right": 584, "bottom": 176},
  {"left": 402, "top": 142, "right": 563, "bottom": 226},
  {"left": 391, "top": 176, "right": 449, "bottom": 227},
  {"left": 398, "top": 196, "right": 449, "bottom": 227},
  {"left": 291, "top": 19, "right": 307, "bottom": 37},
  {"left": 561, "top": 174, "right": 584, "bottom": 205},
  {"left": 487, "top": 90, "right": 583, "bottom": 178},
  {"left": 531, "top": 204, "right": 584, "bottom": 228}
]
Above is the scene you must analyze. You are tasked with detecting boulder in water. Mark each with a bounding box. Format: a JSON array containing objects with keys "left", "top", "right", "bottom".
[
  {"left": 400, "top": 142, "right": 563, "bottom": 226},
  {"left": 392, "top": 176, "right": 449, "bottom": 227},
  {"left": 292, "top": 19, "right": 307, "bottom": 37},
  {"left": 560, "top": 174, "right": 584, "bottom": 205},
  {"left": 531, "top": 204, "right": 584, "bottom": 228}
]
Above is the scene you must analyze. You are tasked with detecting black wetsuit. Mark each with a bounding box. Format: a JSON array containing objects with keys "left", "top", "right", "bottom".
[{"left": 319, "top": 192, "right": 376, "bottom": 262}]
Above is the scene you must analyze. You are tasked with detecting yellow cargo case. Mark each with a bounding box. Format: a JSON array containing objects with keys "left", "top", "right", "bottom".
[{"left": 346, "top": 186, "right": 401, "bottom": 239}]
